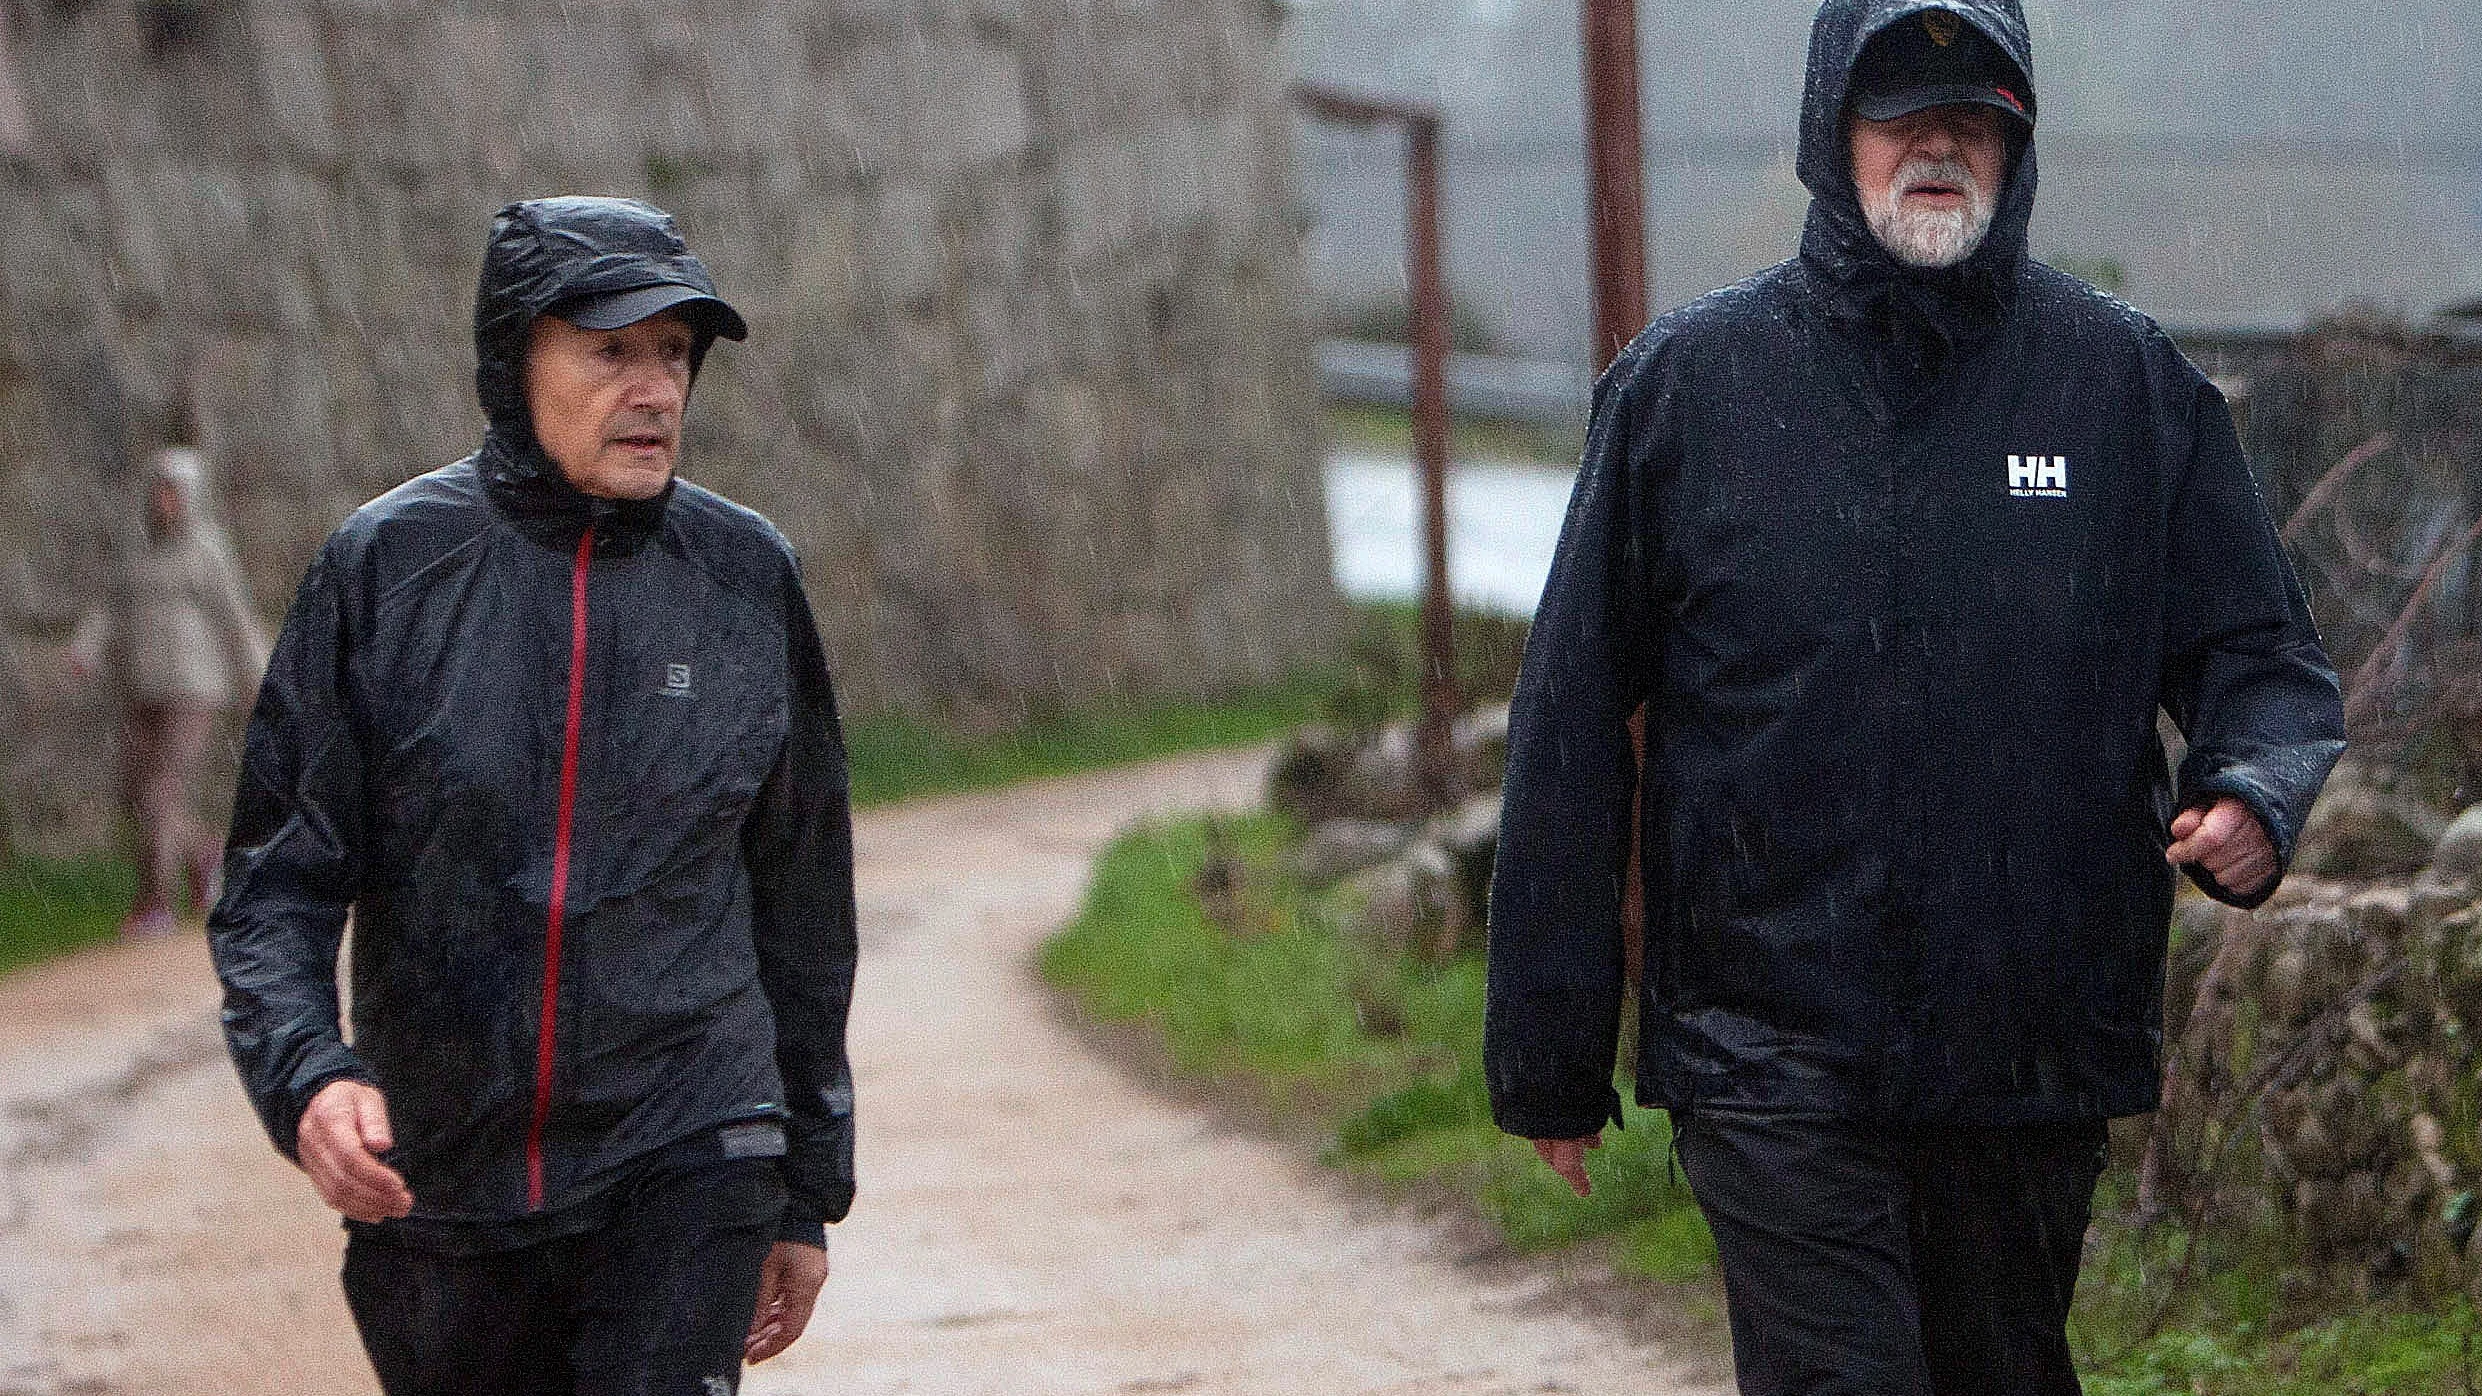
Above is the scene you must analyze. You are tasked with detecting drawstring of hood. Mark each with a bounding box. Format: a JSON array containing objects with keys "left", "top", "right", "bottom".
[{"left": 1795, "top": 0, "right": 2040, "bottom": 372}]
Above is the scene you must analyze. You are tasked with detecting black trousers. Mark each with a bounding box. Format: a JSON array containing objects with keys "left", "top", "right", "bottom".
[
  {"left": 1674, "top": 1108, "right": 2108, "bottom": 1396},
  {"left": 341, "top": 1156, "right": 784, "bottom": 1396}
]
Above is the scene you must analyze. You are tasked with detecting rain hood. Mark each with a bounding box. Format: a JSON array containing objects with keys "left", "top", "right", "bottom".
[
  {"left": 1797, "top": 0, "right": 2040, "bottom": 358},
  {"left": 470, "top": 196, "right": 747, "bottom": 549}
]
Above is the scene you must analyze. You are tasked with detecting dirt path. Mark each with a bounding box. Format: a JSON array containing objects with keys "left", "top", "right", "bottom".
[{"left": 0, "top": 750, "right": 1727, "bottom": 1396}]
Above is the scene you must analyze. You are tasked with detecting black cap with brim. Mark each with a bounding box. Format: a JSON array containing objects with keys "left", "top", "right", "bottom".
[
  {"left": 1849, "top": 10, "right": 2035, "bottom": 129},
  {"left": 552, "top": 282, "right": 750, "bottom": 341},
  {"left": 1852, "top": 82, "right": 2033, "bottom": 125}
]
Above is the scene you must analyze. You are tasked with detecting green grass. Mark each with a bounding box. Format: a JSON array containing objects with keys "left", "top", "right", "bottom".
[
  {"left": 1041, "top": 813, "right": 1714, "bottom": 1281},
  {"left": 843, "top": 677, "right": 1340, "bottom": 809},
  {"left": 2055, "top": 1054, "right": 2482, "bottom": 1395},
  {"left": 2060, "top": 1131, "right": 2482, "bottom": 1395},
  {"left": 1040, "top": 815, "right": 1399, "bottom": 1090},
  {"left": 2081, "top": 1302, "right": 2482, "bottom": 1396},
  {"left": 845, "top": 600, "right": 1531, "bottom": 809},
  {"left": 0, "top": 856, "right": 135, "bottom": 977}
]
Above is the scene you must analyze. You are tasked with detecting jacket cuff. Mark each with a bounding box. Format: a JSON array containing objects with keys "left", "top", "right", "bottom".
[
  {"left": 276, "top": 1063, "right": 375, "bottom": 1163},
  {"left": 2179, "top": 769, "right": 2293, "bottom": 909},
  {"left": 1490, "top": 1084, "right": 1626, "bottom": 1141},
  {"left": 776, "top": 1213, "right": 828, "bottom": 1248}
]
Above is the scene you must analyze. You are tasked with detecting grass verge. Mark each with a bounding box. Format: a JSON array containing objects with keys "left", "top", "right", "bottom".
[
  {"left": 2079, "top": 1300, "right": 2482, "bottom": 1396},
  {"left": 844, "top": 600, "right": 1529, "bottom": 809},
  {"left": 0, "top": 856, "right": 135, "bottom": 977},
  {"left": 1047, "top": 814, "right": 2482, "bottom": 1390},
  {"left": 2070, "top": 1162, "right": 2482, "bottom": 1395},
  {"left": 843, "top": 677, "right": 1337, "bottom": 809},
  {"left": 1039, "top": 813, "right": 1716, "bottom": 1285}
]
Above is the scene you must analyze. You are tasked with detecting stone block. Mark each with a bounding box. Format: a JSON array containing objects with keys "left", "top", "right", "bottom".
[
  {"left": 2436, "top": 806, "right": 2482, "bottom": 880},
  {"left": 1294, "top": 818, "right": 1411, "bottom": 885}
]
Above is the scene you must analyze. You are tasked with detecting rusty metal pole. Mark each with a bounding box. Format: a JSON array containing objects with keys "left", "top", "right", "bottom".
[
  {"left": 1289, "top": 84, "right": 1460, "bottom": 808},
  {"left": 1583, "top": 0, "right": 1651, "bottom": 1047},
  {"left": 1405, "top": 114, "right": 1458, "bottom": 808},
  {"left": 1582, "top": 0, "right": 1649, "bottom": 369}
]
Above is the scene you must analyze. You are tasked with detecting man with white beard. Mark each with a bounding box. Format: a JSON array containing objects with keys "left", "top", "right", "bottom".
[{"left": 1484, "top": 3, "right": 2344, "bottom": 1393}]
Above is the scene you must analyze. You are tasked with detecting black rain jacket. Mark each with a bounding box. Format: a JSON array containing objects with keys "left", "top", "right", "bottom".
[
  {"left": 1484, "top": 0, "right": 2345, "bottom": 1138},
  {"left": 209, "top": 197, "right": 858, "bottom": 1249}
]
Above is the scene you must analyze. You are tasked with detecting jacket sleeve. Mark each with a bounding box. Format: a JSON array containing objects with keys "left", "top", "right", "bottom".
[
  {"left": 1483, "top": 354, "right": 1659, "bottom": 1139},
  {"left": 206, "top": 537, "right": 375, "bottom": 1160},
  {"left": 745, "top": 559, "right": 859, "bottom": 1245},
  {"left": 2159, "top": 374, "right": 2347, "bottom": 909}
]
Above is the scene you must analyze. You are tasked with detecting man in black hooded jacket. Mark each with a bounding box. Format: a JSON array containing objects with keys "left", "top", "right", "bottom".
[
  {"left": 209, "top": 196, "right": 855, "bottom": 1393},
  {"left": 1484, "top": 3, "right": 2345, "bottom": 1392}
]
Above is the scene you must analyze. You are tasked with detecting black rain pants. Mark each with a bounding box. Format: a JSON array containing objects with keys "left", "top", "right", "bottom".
[
  {"left": 341, "top": 1154, "right": 784, "bottom": 1396},
  {"left": 1674, "top": 1107, "right": 2108, "bottom": 1396}
]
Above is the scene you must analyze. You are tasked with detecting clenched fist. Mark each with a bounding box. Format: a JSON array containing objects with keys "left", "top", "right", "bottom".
[{"left": 2166, "top": 796, "right": 2277, "bottom": 901}]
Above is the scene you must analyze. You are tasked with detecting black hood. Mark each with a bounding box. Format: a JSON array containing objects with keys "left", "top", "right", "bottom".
[
  {"left": 469, "top": 197, "right": 741, "bottom": 546},
  {"left": 1796, "top": 0, "right": 2038, "bottom": 353}
]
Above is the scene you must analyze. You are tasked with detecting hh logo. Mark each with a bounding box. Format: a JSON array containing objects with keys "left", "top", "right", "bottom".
[
  {"left": 660, "top": 662, "right": 695, "bottom": 698},
  {"left": 2008, "top": 454, "right": 2068, "bottom": 499}
]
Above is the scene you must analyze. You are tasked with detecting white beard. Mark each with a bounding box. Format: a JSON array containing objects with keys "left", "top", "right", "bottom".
[{"left": 1863, "top": 156, "right": 1996, "bottom": 270}]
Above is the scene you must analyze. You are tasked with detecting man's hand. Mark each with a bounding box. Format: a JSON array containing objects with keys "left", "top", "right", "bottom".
[
  {"left": 2166, "top": 796, "right": 2278, "bottom": 901},
  {"left": 295, "top": 1078, "right": 414, "bottom": 1222},
  {"left": 744, "top": 1239, "right": 829, "bottom": 1364},
  {"left": 1532, "top": 1134, "right": 1603, "bottom": 1198}
]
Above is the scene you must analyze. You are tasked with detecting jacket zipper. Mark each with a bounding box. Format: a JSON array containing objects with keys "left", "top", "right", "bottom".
[{"left": 525, "top": 527, "right": 595, "bottom": 1210}]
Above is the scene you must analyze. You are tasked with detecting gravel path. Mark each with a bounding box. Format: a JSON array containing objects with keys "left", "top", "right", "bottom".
[{"left": 0, "top": 750, "right": 1726, "bottom": 1396}]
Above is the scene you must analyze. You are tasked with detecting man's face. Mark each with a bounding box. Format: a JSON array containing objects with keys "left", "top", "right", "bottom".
[
  {"left": 523, "top": 310, "right": 695, "bottom": 501},
  {"left": 1848, "top": 104, "right": 2009, "bottom": 270}
]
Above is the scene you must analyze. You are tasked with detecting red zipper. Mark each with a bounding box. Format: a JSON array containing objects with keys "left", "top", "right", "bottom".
[{"left": 525, "top": 527, "right": 594, "bottom": 1210}]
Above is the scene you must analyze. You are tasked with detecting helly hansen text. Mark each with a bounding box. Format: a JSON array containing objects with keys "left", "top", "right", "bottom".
[{"left": 2009, "top": 455, "right": 2068, "bottom": 499}]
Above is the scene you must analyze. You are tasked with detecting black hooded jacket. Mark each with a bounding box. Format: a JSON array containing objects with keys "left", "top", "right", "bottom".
[
  {"left": 1484, "top": 0, "right": 2345, "bottom": 1137},
  {"left": 209, "top": 198, "right": 857, "bottom": 1248}
]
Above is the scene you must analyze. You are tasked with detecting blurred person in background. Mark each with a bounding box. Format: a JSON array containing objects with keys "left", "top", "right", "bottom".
[
  {"left": 1484, "top": 2, "right": 2346, "bottom": 1393},
  {"left": 209, "top": 196, "right": 856, "bottom": 1394},
  {"left": 67, "top": 443, "right": 269, "bottom": 940}
]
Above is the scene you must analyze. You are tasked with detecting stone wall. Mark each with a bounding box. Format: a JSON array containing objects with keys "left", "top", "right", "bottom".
[
  {"left": 2146, "top": 771, "right": 2482, "bottom": 1306},
  {"left": 0, "top": 0, "right": 1342, "bottom": 856}
]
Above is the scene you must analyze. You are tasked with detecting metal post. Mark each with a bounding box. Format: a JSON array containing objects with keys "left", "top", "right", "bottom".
[
  {"left": 1292, "top": 84, "right": 1460, "bottom": 810},
  {"left": 1582, "top": 0, "right": 1649, "bottom": 371},
  {"left": 1404, "top": 116, "right": 1458, "bottom": 808},
  {"left": 1582, "top": 0, "right": 1651, "bottom": 1028}
]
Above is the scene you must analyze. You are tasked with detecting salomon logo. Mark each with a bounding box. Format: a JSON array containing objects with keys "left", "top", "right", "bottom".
[
  {"left": 2008, "top": 455, "right": 2068, "bottom": 499},
  {"left": 661, "top": 663, "right": 695, "bottom": 698}
]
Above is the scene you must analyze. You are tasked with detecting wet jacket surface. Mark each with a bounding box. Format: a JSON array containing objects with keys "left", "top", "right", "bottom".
[
  {"left": 1485, "top": 0, "right": 2346, "bottom": 1138},
  {"left": 210, "top": 198, "right": 857, "bottom": 1248}
]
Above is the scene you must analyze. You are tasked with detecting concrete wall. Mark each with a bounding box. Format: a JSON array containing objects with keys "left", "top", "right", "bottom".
[{"left": 0, "top": 0, "right": 1340, "bottom": 855}]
